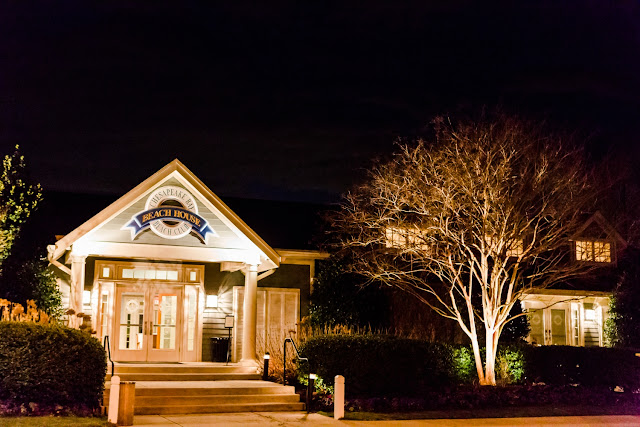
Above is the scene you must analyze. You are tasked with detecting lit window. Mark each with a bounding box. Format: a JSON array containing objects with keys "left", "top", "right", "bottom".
[
  {"left": 506, "top": 239, "right": 524, "bottom": 257},
  {"left": 385, "top": 226, "right": 430, "bottom": 252},
  {"left": 167, "top": 271, "right": 178, "bottom": 281},
  {"left": 385, "top": 227, "right": 405, "bottom": 248},
  {"left": 575, "top": 240, "right": 611, "bottom": 263},
  {"left": 189, "top": 271, "right": 197, "bottom": 281},
  {"left": 122, "top": 269, "right": 134, "bottom": 279},
  {"left": 102, "top": 267, "right": 111, "bottom": 278},
  {"left": 485, "top": 236, "right": 523, "bottom": 258}
]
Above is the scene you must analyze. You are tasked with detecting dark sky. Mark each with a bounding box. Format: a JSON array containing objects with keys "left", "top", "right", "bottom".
[{"left": 2, "top": 1, "right": 640, "bottom": 203}]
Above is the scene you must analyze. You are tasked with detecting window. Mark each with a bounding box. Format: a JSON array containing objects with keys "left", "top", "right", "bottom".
[
  {"left": 575, "top": 240, "right": 612, "bottom": 263},
  {"left": 485, "top": 236, "right": 523, "bottom": 258},
  {"left": 121, "top": 268, "right": 180, "bottom": 280},
  {"left": 385, "top": 226, "right": 431, "bottom": 252}
]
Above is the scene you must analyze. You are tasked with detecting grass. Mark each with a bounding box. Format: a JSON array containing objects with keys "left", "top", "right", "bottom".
[
  {"left": 0, "top": 416, "right": 108, "bottom": 426},
  {"left": 319, "top": 403, "right": 640, "bottom": 421}
]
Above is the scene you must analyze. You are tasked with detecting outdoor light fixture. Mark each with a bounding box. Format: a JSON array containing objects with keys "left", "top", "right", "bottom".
[
  {"left": 309, "top": 373, "right": 317, "bottom": 380},
  {"left": 585, "top": 308, "right": 595, "bottom": 321},
  {"left": 206, "top": 294, "right": 218, "bottom": 308},
  {"left": 262, "top": 352, "right": 270, "bottom": 381}
]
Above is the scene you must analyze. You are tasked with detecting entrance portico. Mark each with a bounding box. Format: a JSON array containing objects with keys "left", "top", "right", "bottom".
[{"left": 47, "top": 160, "right": 281, "bottom": 366}]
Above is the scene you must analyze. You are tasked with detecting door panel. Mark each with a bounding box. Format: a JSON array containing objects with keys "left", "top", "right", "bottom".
[
  {"left": 113, "top": 284, "right": 183, "bottom": 362},
  {"left": 148, "top": 288, "right": 182, "bottom": 362},
  {"left": 115, "top": 289, "right": 147, "bottom": 361},
  {"left": 550, "top": 309, "right": 567, "bottom": 345},
  {"left": 528, "top": 309, "right": 545, "bottom": 345}
]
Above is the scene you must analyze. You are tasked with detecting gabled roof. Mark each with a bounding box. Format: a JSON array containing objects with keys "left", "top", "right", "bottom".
[
  {"left": 569, "top": 211, "right": 627, "bottom": 250},
  {"left": 48, "top": 159, "right": 280, "bottom": 268}
]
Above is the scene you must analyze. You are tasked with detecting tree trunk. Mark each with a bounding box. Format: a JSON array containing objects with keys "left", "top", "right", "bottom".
[
  {"left": 469, "top": 333, "right": 486, "bottom": 385},
  {"left": 484, "top": 330, "right": 497, "bottom": 385}
]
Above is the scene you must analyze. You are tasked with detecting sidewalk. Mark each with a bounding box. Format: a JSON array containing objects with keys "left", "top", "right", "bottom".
[{"left": 131, "top": 412, "right": 640, "bottom": 426}]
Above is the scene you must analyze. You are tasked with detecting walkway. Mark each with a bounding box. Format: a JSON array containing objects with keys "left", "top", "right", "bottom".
[{"left": 132, "top": 412, "right": 640, "bottom": 426}]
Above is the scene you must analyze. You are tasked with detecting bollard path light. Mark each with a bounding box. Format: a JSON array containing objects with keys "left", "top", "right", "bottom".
[{"left": 262, "top": 352, "right": 270, "bottom": 381}]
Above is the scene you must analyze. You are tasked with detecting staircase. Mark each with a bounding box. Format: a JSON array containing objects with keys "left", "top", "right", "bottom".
[{"left": 103, "top": 363, "right": 304, "bottom": 415}]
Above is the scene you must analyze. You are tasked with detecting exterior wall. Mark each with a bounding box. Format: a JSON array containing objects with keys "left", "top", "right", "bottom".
[
  {"left": 201, "top": 265, "right": 243, "bottom": 361},
  {"left": 259, "top": 264, "right": 311, "bottom": 317},
  {"left": 200, "top": 263, "right": 311, "bottom": 362}
]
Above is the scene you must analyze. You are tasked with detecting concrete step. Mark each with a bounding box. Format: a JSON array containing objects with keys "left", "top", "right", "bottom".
[
  {"left": 110, "top": 364, "right": 256, "bottom": 374},
  {"left": 103, "top": 380, "right": 303, "bottom": 415},
  {"left": 104, "top": 381, "right": 297, "bottom": 397},
  {"left": 133, "top": 402, "right": 305, "bottom": 415},
  {"left": 106, "top": 372, "right": 261, "bottom": 381},
  {"left": 104, "top": 393, "right": 301, "bottom": 406}
]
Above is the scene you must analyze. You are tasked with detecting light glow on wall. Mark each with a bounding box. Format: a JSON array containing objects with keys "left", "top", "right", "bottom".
[
  {"left": 206, "top": 294, "right": 218, "bottom": 308},
  {"left": 585, "top": 308, "right": 595, "bottom": 321}
]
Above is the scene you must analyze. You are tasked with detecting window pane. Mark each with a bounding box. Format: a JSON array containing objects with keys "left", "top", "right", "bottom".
[
  {"left": 594, "top": 242, "right": 611, "bottom": 263},
  {"left": 122, "top": 269, "right": 134, "bottom": 279},
  {"left": 575, "top": 241, "right": 593, "bottom": 261},
  {"left": 167, "top": 271, "right": 178, "bottom": 281},
  {"left": 156, "top": 270, "right": 167, "bottom": 280}
]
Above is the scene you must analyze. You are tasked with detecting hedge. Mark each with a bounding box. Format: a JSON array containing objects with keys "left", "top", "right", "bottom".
[
  {"left": 0, "top": 322, "right": 106, "bottom": 413},
  {"left": 525, "top": 345, "right": 640, "bottom": 389},
  {"left": 300, "top": 334, "right": 455, "bottom": 397},
  {"left": 301, "top": 335, "right": 640, "bottom": 398}
]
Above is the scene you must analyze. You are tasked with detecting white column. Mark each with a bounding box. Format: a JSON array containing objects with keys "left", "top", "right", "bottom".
[
  {"left": 240, "top": 263, "right": 258, "bottom": 366},
  {"left": 69, "top": 255, "right": 86, "bottom": 329}
]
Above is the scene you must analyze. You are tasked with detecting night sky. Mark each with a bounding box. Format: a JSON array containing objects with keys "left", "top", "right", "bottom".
[{"left": 2, "top": 1, "right": 640, "bottom": 204}]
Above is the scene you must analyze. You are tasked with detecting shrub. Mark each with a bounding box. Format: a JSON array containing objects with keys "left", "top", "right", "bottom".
[
  {"left": 0, "top": 322, "right": 106, "bottom": 414},
  {"left": 300, "top": 334, "right": 454, "bottom": 397},
  {"left": 526, "top": 345, "right": 640, "bottom": 389}
]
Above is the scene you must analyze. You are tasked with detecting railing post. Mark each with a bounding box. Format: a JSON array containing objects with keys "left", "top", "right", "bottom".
[{"left": 283, "top": 339, "right": 288, "bottom": 385}]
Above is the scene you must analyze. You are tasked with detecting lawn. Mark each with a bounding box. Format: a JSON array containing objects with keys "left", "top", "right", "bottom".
[
  {"left": 0, "top": 416, "right": 108, "bottom": 426},
  {"left": 319, "top": 403, "right": 640, "bottom": 421}
]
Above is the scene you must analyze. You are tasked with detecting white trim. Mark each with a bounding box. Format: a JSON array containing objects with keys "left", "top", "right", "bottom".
[
  {"left": 49, "top": 160, "right": 280, "bottom": 270},
  {"left": 70, "top": 240, "right": 261, "bottom": 265}
]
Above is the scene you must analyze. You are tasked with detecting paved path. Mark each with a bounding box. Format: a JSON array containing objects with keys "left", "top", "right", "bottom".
[{"left": 132, "top": 412, "right": 640, "bottom": 426}]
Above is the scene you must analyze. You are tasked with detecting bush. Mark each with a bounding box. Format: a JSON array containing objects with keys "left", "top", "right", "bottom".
[
  {"left": 300, "top": 334, "right": 455, "bottom": 397},
  {"left": 526, "top": 345, "right": 640, "bottom": 389},
  {"left": 0, "top": 322, "right": 106, "bottom": 414}
]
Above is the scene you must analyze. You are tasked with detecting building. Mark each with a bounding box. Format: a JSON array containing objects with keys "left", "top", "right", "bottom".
[
  {"left": 521, "top": 212, "right": 627, "bottom": 347},
  {"left": 46, "top": 159, "right": 327, "bottom": 365}
]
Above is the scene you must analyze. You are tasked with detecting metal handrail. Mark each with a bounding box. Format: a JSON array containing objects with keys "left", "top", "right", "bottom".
[
  {"left": 283, "top": 337, "right": 312, "bottom": 412},
  {"left": 103, "top": 335, "right": 114, "bottom": 377}
]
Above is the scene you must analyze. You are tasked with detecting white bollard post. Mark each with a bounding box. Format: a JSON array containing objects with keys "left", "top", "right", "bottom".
[
  {"left": 334, "top": 375, "right": 345, "bottom": 420},
  {"left": 108, "top": 375, "right": 120, "bottom": 425}
]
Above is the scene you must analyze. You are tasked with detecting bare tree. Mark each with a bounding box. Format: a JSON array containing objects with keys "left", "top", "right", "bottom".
[{"left": 332, "top": 114, "right": 599, "bottom": 385}]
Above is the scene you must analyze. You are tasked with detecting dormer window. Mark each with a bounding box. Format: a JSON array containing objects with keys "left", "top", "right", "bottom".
[{"left": 575, "top": 240, "right": 612, "bottom": 263}]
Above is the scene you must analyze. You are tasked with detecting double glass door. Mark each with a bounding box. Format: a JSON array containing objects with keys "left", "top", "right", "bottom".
[
  {"left": 528, "top": 305, "right": 568, "bottom": 346},
  {"left": 114, "top": 284, "right": 183, "bottom": 362}
]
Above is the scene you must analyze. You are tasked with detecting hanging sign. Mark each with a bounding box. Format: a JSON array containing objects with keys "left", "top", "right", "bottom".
[{"left": 123, "top": 186, "right": 215, "bottom": 243}]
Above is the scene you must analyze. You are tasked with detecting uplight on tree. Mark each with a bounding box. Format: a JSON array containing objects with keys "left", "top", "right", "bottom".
[{"left": 332, "top": 113, "right": 600, "bottom": 385}]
